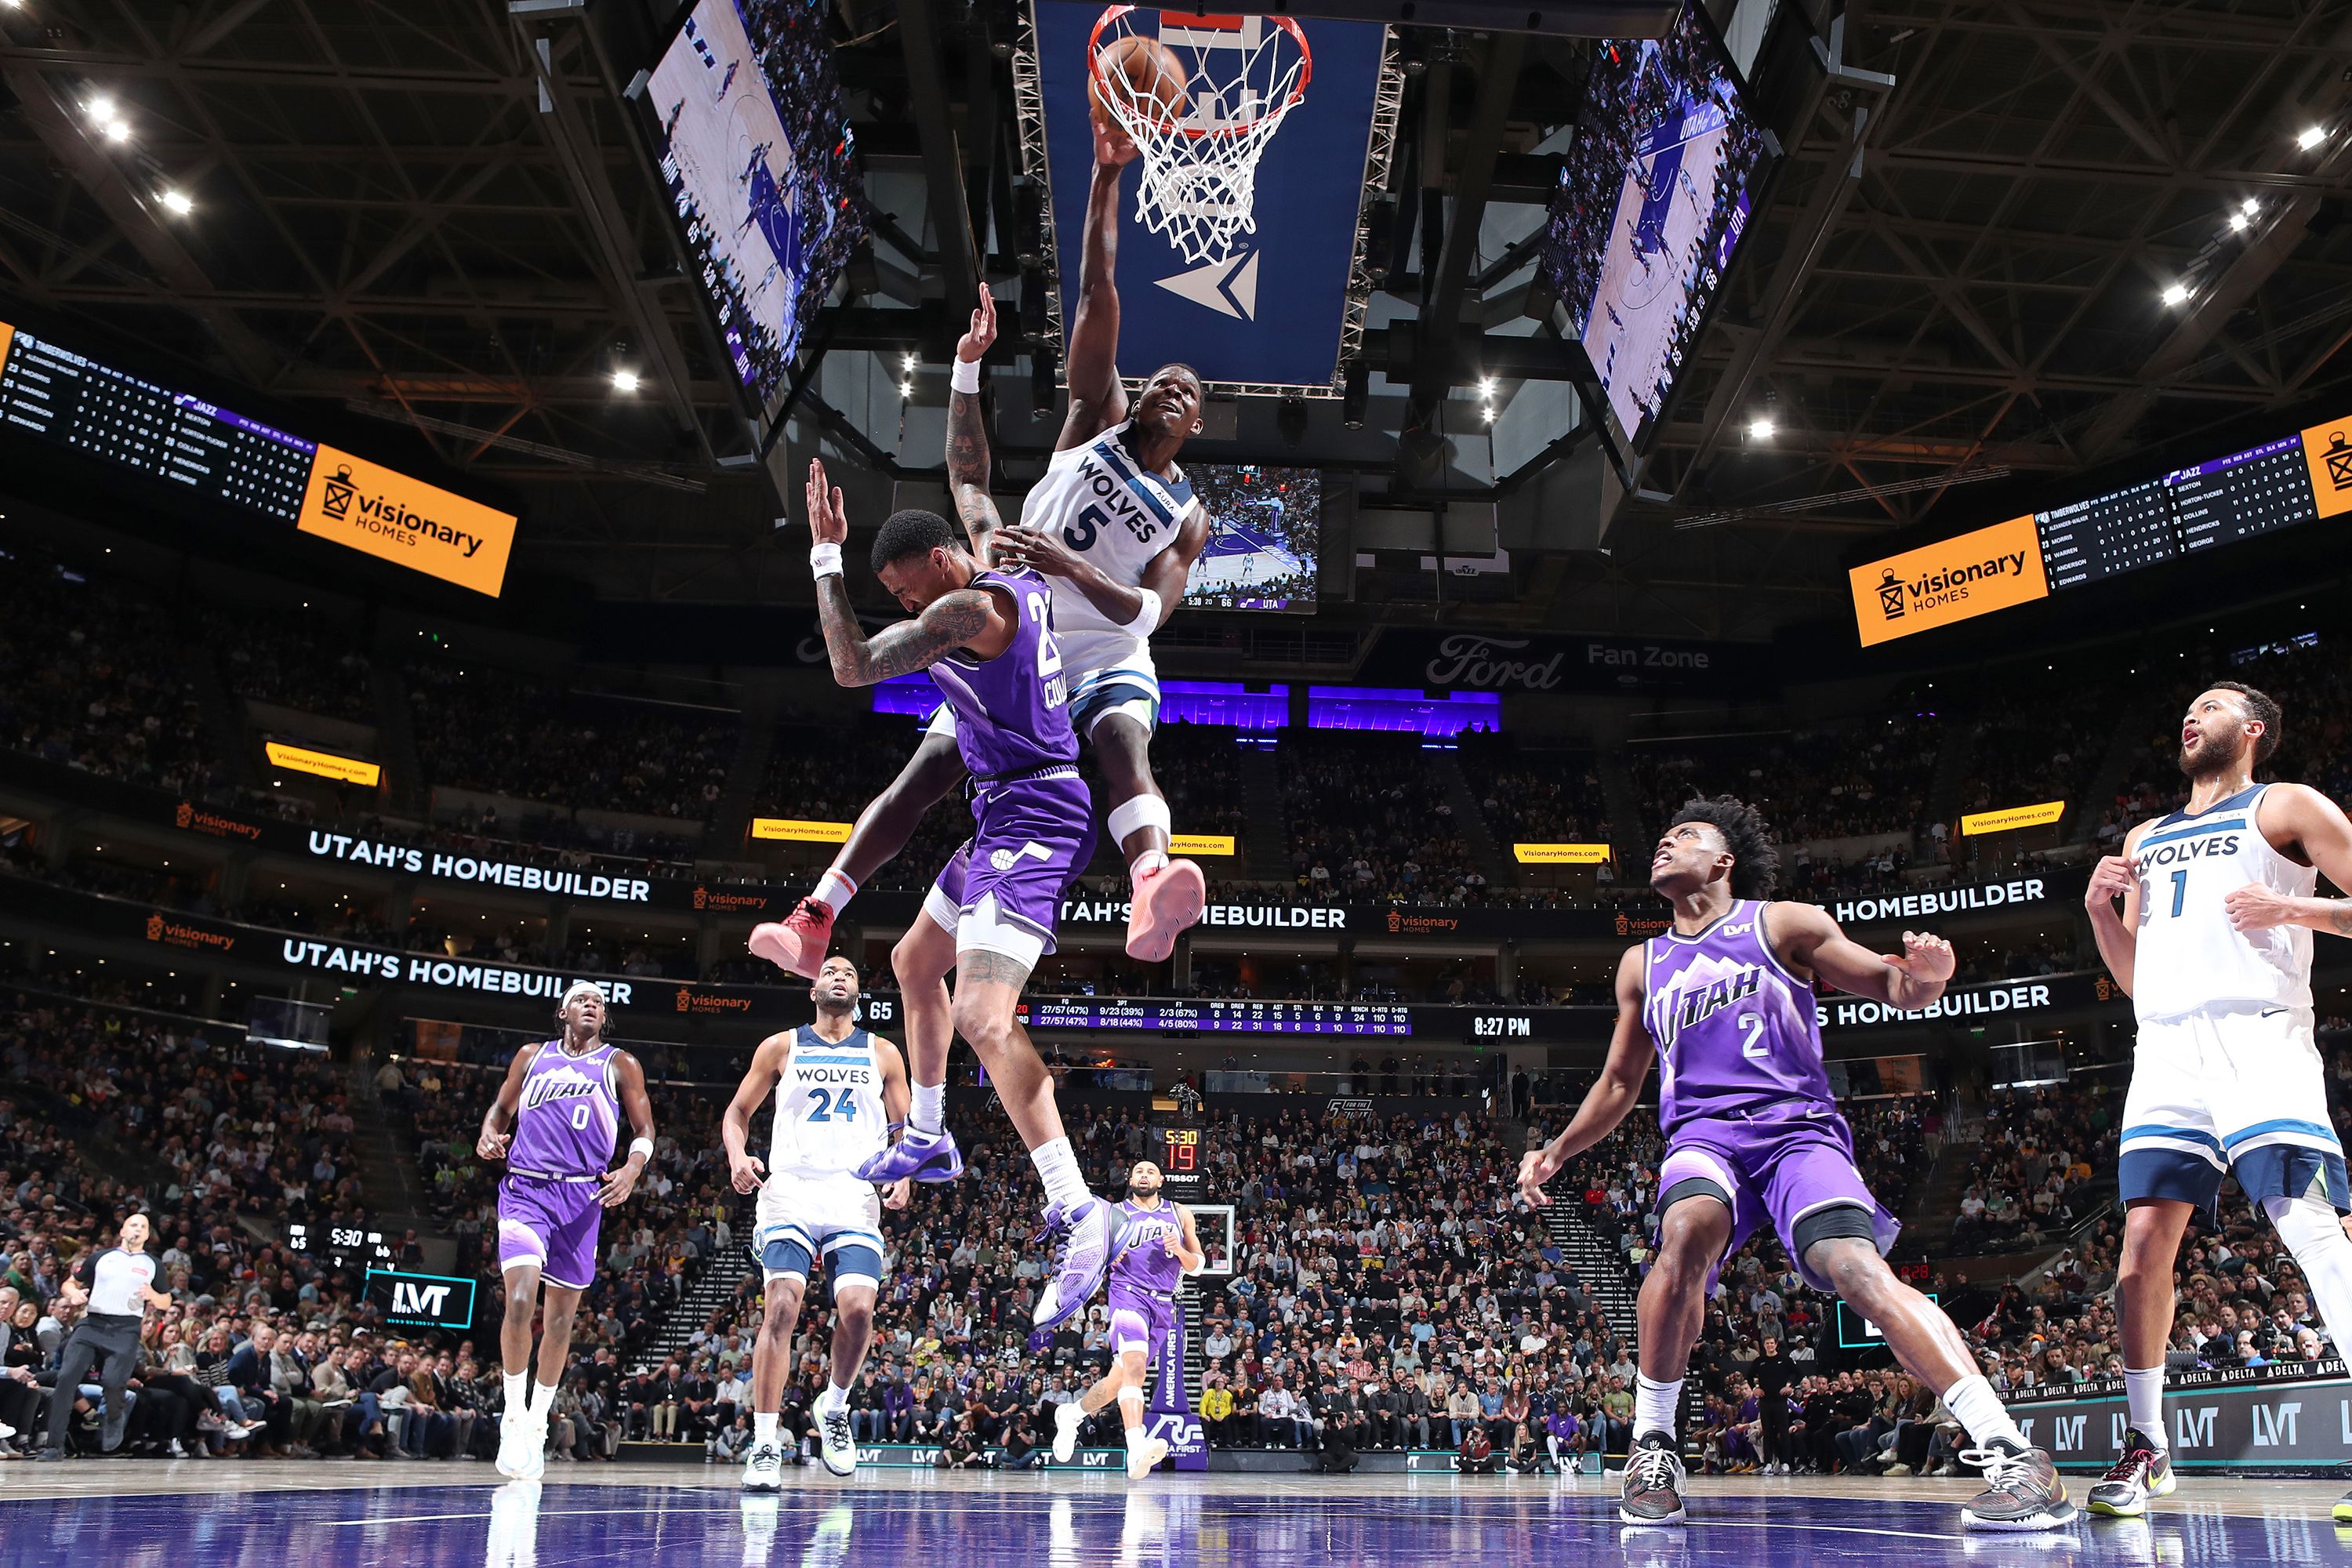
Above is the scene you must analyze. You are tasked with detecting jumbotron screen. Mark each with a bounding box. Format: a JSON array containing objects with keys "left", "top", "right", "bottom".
[
  {"left": 1183, "top": 463, "right": 1319, "bottom": 613},
  {"left": 1538, "top": 5, "right": 1769, "bottom": 448},
  {"left": 648, "top": 0, "right": 866, "bottom": 412}
]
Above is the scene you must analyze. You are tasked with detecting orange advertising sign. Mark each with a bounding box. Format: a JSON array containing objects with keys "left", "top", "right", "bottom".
[
  {"left": 1848, "top": 515, "right": 2049, "bottom": 647},
  {"left": 296, "top": 445, "right": 516, "bottom": 597},
  {"left": 2300, "top": 417, "right": 2352, "bottom": 521},
  {"left": 0, "top": 321, "right": 14, "bottom": 369}
]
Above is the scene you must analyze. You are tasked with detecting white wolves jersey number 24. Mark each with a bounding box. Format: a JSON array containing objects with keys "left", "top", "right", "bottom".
[
  {"left": 768, "top": 1026, "right": 887, "bottom": 1178},
  {"left": 2129, "top": 782, "right": 2316, "bottom": 1022}
]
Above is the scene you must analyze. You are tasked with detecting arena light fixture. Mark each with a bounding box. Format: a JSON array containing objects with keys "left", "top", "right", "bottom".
[
  {"left": 610, "top": 367, "right": 641, "bottom": 393},
  {"left": 2228, "top": 210, "right": 2249, "bottom": 232},
  {"left": 2241, "top": 197, "right": 2260, "bottom": 217},
  {"left": 1748, "top": 416, "right": 1775, "bottom": 440},
  {"left": 2298, "top": 125, "right": 2328, "bottom": 151},
  {"left": 159, "top": 188, "right": 193, "bottom": 216},
  {"left": 2160, "top": 281, "right": 2190, "bottom": 306}
]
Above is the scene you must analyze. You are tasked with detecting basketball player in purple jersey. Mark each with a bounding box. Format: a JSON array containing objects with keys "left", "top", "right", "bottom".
[
  {"left": 477, "top": 981, "right": 657, "bottom": 1479},
  {"left": 1051, "top": 1160, "right": 1205, "bottom": 1478},
  {"left": 750, "top": 111, "right": 1213, "bottom": 979},
  {"left": 798, "top": 458, "right": 1123, "bottom": 1334},
  {"left": 1517, "top": 797, "right": 2074, "bottom": 1532}
]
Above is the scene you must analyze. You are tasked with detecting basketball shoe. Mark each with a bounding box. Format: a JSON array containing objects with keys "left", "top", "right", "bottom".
[
  {"left": 1033, "top": 1196, "right": 1121, "bottom": 1334},
  {"left": 1619, "top": 1432, "right": 1688, "bottom": 1525},
  {"left": 815, "top": 1392, "right": 858, "bottom": 1476},
  {"left": 853, "top": 1125, "right": 964, "bottom": 1185},
  {"left": 741, "top": 1439, "right": 786, "bottom": 1494},
  {"left": 1052, "top": 1399, "right": 1086, "bottom": 1462},
  {"left": 1958, "top": 1440, "right": 2077, "bottom": 1531},
  {"left": 1124, "top": 1428, "right": 1169, "bottom": 1479},
  {"left": 749, "top": 898, "right": 835, "bottom": 979},
  {"left": 2086, "top": 1428, "right": 2174, "bottom": 1518},
  {"left": 1124, "top": 859, "right": 1204, "bottom": 963}
]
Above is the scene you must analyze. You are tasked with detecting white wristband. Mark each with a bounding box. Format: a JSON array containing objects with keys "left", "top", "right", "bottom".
[
  {"left": 809, "top": 542, "right": 843, "bottom": 579},
  {"left": 950, "top": 358, "right": 982, "bottom": 395},
  {"left": 629, "top": 1137, "right": 655, "bottom": 1161},
  {"left": 1122, "top": 586, "right": 1163, "bottom": 636}
]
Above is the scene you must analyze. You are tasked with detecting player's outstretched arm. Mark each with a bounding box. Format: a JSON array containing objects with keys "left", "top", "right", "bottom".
[
  {"left": 1516, "top": 946, "right": 1653, "bottom": 1207},
  {"left": 2226, "top": 782, "right": 2352, "bottom": 940},
  {"left": 1059, "top": 120, "right": 1140, "bottom": 452},
  {"left": 599, "top": 1050, "right": 656, "bottom": 1208},
  {"left": 722, "top": 1033, "right": 792, "bottom": 1193},
  {"left": 806, "top": 458, "right": 1011, "bottom": 685},
  {"left": 1773, "top": 902, "right": 1953, "bottom": 1009},
  {"left": 475, "top": 1041, "right": 538, "bottom": 1160},
  {"left": 947, "top": 285, "right": 1004, "bottom": 561},
  {"left": 2084, "top": 824, "right": 2147, "bottom": 993}
]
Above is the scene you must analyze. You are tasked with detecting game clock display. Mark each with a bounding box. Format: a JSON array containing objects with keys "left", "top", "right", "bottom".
[
  {"left": 1157, "top": 1127, "right": 1210, "bottom": 1201},
  {"left": 285, "top": 1221, "right": 393, "bottom": 1268}
]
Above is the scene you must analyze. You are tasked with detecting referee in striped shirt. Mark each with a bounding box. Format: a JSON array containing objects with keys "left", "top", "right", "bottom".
[{"left": 37, "top": 1213, "right": 170, "bottom": 1461}]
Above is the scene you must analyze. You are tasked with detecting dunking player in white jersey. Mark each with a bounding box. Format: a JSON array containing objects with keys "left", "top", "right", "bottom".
[
  {"left": 2083, "top": 680, "right": 2352, "bottom": 1523},
  {"left": 750, "top": 110, "right": 1213, "bottom": 978},
  {"left": 722, "top": 955, "right": 910, "bottom": 1490}
]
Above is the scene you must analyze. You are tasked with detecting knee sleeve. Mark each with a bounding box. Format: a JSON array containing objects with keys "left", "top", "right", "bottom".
[
  {"left": 1106, "top": 793, "right": 1171, "bottom": 844},
  {"left": 1117, "top": 1385, "right": 1146, "bottom": 1412}
]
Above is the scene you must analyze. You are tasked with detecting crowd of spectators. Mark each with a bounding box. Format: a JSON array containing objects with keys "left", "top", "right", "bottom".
[
  {"left": 206, "top": 608, "right": 378, "bottom": 724},
  {"left": 1457, "top": 738, "right": 1611, "bottom": 855},
  {"left": 1625, "top": 716, "right": 1940, "bottom": 853},
  {"left": 1280, "top": 737, "right": 1490, "bottom": 906}
]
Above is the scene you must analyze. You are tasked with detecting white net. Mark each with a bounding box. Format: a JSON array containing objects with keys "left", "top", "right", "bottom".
[{"left": 1090, "top": 9, "right": 1309, "bottom": 267}]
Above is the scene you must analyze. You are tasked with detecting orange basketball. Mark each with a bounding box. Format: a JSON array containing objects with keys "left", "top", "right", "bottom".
[{"left": 1091, "top": 34, "right": 1189, "bottom": 129}]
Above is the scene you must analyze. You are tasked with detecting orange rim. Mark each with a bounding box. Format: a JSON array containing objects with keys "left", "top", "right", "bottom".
[{"left": 1087, "top": 5, "right": 1312, "bottom": 141}]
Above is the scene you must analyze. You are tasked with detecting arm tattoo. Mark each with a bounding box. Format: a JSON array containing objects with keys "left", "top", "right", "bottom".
[
  {"left": 825, "top": 587, "right": 994, "bottom": 686},
  {"left": 2332, "top": 906, "right": 2352, "bottom": 938},
  {"left": 946, "top": 387, "right": 1000, "bottom": 557}
]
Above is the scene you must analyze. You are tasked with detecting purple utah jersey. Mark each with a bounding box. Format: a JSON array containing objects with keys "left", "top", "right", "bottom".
[
  {"left": 1642, "top": 902, "right": 1897, "bottom": 1293},
  {"left": 926, "top": 564, "right": 1076, "bottom": 780},
  {"left": 497, "top": 1039, "right": 620, "bottom": 1290},
  {"left": 1106, "top": 1199, "right": 1184, "bottom": 1361},
  {"left": 1642, "top": 899, "right": 1834, "bottom": 1134}
]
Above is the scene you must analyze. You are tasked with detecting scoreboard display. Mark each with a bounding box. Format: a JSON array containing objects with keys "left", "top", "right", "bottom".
[
  {"left": 1157, "top": 1126, "right": 1210, "bottom": 1202},
  {"left": 1018, "top": 999, "right": 1410, "bottom": 1036},
  {"left": 285, "top": 1221, "right": 393, "bottom": 1268},
  {"left": 0, "top": 318, "right": 518, "bottom": 596}
]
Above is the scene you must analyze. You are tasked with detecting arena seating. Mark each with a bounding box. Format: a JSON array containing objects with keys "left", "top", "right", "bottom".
[{"left": 1279, "top": 734, "right": 1489, "bottom": 905}]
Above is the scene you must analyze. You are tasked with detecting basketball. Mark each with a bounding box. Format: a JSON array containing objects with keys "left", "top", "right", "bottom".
[{"left": 1091, "top": 34, "right": 1189, "bottom": 129}]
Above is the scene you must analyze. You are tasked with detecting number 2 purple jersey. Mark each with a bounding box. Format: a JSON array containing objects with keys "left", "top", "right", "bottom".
[
  {"left": 1641, "top": 900, "right": 1835, "bottom": 1135},
  {"left": 924, "top": 565, "right": 1078, "bottom": 780}
]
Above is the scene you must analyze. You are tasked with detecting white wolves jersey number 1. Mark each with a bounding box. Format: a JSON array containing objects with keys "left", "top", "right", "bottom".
[
  {"left": 768, "top": 1026, "right": 887, "bottom": 1178},
  {"left": 2129, "top": 782, "right": 2317, "bottom": 1022},
  {"left": 1019, "top": 420, "right": 1206, "bottom": 639}
]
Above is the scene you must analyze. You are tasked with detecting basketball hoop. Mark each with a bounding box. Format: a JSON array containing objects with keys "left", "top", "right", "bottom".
[{"left": 1088, "top": 6, "right": 1312, "bottom": 267}]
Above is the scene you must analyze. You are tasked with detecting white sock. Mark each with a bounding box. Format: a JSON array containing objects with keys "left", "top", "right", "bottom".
[
  {"left": 1130, "top": 851, "right": 1170, "bottom": 885},
  {"left": 2124, "top": 1367, "right": 2167, "bottom": 1448},
  {"left": 1942, "top": 1374, "right": 2026, "bottom": 1450},
  {"left": 503, "top": 1371, "right": 526, "bottom": 1413},
  {"left": 1633, "top": 1374, "right": 1682, "bottom": 1440},
  {"left": 2267, "top": 1194, "right": 2352, "bottom": 1359},
  {"left": 909, "top": 1082, "right": 946, "bottom": 1136},
  {"left": 755, "top": 1412, "right": 778, "bottom": 1446},
  {"left": 1124, "top": 1424, "right": 1146, "bottom": 1449},
  {"left": 535, "top": 1381, "right": 560, "bottom": 1417},
  {"left": 814, "top": 868, "right": 857, "bottom": 913},
  {"left": 822, "top": 1381, "right": 851, "bottom": 1411},
  {"left": 1031, "top": 1135, "right": 1091, "bottom": 1213}
]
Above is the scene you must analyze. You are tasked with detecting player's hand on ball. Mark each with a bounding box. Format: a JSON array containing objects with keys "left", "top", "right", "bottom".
[
  {"left": 476, "top": 1129, "right": 510, "bottom": 1162},
  {"left": 2085, "top": 854, "right": 2137, "bottom": 909},
  {"left": 729, "top": 1152, "right": 767, "bottom": 1195},
  {"left": 1091, "top": 105, "right": 1140, "bottom": 169},
  {"left": 1886, "top": 930, "right": 1955, "bottom": 983},
  {"left": 883, "top": 1177, "right": 912, "bottom": 1211},
  {"left": 2223, "top": 881, "right": 2299, "bottom": 932},
  {"left": 1515, "top": 1149, "right": 1557, "bottom": 1209},
  {"left": 804, "top": 458, "right": 848, "bottom": 546},
  {"left": 597, "top": 1162, "right": 641, "bottom": 1208},
  {"left": 957, "top": 284, "right": 997, "bottom": 365}
]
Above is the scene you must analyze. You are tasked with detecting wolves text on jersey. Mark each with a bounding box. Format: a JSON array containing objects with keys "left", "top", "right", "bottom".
[{"left": 1065, "top": 455, "right": 1163, "bottom": 552}]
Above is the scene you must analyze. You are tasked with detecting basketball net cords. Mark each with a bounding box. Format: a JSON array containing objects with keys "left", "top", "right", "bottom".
[{"left": 1099, "top": 28, "right": 1305, "bottom": 268}]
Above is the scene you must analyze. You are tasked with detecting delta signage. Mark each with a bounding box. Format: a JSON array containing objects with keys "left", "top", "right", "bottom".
[
  {"left": 298, "top": 445, "right": 517, "bottom": 597},
  {"left": 1849, "top": 515, "right": 2049, "bottom": 647}
]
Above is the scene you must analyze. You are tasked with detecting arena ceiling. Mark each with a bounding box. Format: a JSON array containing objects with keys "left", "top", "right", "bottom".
[{"left": 1, "top": 0, "right": 2349, "bottom": 648}]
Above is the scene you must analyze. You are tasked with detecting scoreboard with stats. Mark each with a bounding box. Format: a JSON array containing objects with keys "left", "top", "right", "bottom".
[
  {"left": 1018, "top": 999, "right": 1410, "bottom": 1036},
  {"left": 1156, "top": 1125, "right": 1210, "bottom": 1202},
  {"left": 0, "top": 318, "right": 518, "bottom": 596}
]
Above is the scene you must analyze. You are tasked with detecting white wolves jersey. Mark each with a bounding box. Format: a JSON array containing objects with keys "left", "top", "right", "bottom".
[
  {"left": 1019, "top": 419, "right": 1206, "bottom": 640},
  {"left": 2129, "top": 782, "right": 2316, "bottom": 1022},
  {"left": 767, "top": 1026, "right": 888, "bottom": 1178}
]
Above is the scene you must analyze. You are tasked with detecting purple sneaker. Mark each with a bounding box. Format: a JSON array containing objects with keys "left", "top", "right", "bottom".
[
  {"left": 852, "top": 1127, "right": 965, "bottom": 1185},
  {"left": 1031, "top": 1196, "right": 1119, "bottom": 1334}
]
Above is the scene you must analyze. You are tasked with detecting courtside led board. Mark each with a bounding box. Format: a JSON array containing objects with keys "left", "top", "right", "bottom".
[{"left": 1025, "top": 5, "right": 1389, "bottom": 390}]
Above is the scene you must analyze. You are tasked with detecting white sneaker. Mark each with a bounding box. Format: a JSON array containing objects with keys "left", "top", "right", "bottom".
[
  {"left": 495, "top": 1411, "right": 527, "bottom": 1479},
  {"left": 741, "top": 1441, "right": 786, "bottom": 1494},
  {"left": 1052, "top": 1400, "right": 1085, "bottom": 1464},
  {"left": 1125, "top": 1434, "right": 1168, "bottom": 1479},
  {"left": 815, "top": 1401, "right": 858, "bottom": 1478},
  {"left": 515, "top": 1413, "right": 548, "bottom": 1482}
]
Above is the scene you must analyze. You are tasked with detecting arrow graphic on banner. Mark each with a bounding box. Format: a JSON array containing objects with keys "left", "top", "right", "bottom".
[{"left": 1154, "top": 250, "right": 1261, "bottom": 321}]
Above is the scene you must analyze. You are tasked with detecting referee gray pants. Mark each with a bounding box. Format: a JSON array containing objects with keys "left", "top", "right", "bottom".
[{"left": 44, "top": 1312, "right": 141, "bottom": 1454}]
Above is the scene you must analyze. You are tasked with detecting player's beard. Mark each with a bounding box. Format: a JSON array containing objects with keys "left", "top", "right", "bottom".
[{"left": 2178, "top": 727, "right": 2245, "bottom": 781}]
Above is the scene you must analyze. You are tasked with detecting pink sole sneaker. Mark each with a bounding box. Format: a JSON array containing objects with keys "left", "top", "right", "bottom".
[
  {"left": 1125, "top": 859, "right": 1205, "bottom": 962},
  {"left": 748, "top": 900, "right": 833, "bottom": 979}
]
